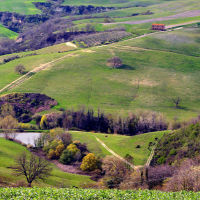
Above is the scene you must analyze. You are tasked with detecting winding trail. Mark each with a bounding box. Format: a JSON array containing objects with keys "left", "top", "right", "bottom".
[{"left": 95, "top": 137, "right": 141, "bottom": 170}]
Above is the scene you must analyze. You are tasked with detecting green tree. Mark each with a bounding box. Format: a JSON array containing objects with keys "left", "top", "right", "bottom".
[
  {"left": 80, "top": 153, "right": 98, "bottom": 171},
  {"left": 40, "top": 115, "right": 48, "bottom": 129}
]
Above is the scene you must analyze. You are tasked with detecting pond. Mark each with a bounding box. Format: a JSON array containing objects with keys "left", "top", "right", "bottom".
[{"left": 0, "top": 132, "right": 42, "bottom": 146}]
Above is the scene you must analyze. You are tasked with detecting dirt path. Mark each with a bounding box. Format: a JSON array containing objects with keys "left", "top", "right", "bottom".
[
  {"left": 106, "top": 10, "right": 200, "bottom": 25},
  {"left": 0, "top": 53, "right": 77, "bottom": 94},
  {"left": 95, "top": 137, "right": 142, "bottom": 170},
  {"left": 166, "top": 20, "right": 200, "bottom": 29}
]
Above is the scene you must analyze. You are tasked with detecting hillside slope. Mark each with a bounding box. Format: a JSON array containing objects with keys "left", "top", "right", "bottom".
[
  {"left": 0, "top": 137, "right": 92, "bottom": 187},
  {"left": 0, "top": 25, "right": 199, "bottom": 120},
  {"left": 71, "top": 130, "right": 167, "bottom": 165}
]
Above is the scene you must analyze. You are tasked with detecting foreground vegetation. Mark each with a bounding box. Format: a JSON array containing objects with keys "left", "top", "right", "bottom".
[{"left": 0, "top": 187, "right": 200, "bottom": 200}]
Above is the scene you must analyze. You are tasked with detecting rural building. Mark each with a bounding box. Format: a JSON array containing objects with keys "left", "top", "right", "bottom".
[{"left": 152, "top": 24, "right": 165, "bottom": 31}]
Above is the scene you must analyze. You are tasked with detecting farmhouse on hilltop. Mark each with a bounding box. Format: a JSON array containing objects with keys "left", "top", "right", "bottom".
[{"left": 152, "top": 24, "right": 165, "bottom": 31}]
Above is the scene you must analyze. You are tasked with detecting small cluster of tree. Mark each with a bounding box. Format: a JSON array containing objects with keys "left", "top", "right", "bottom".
[
  {"left": 74, "top": 31, "right": 131, "bottom": 47},
  {"left": 39, "top": 108, "right": 167, "bottom": 136},
  {"left": 35, "top": 128, "right": 99, "bottom": 171},
  {"left": 15, "top": 64, "right": 26, "bottom": 75},
  {"left": 0, "top": 103, "right": 18, "bottom": 139},
  {"left": 165, "top": 158, "right": 200, "bottom": 191}
]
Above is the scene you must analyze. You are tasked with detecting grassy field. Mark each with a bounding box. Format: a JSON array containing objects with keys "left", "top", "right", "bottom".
[
  {"left": 0, "top": 0, "right": 46, "bottom": 14},
  {"left": 0, "top": 25, "right": 18, "bottom": 39},
  {"left": 70, "top": 131, "right": 168, "bottom": 165},
  {"left": 62, "top": 0, "right": 165, "bottom": 7},
  {"left": 0, "top": 137, "right": 92, "bottom": 187},
  {"left": 1, "top": 26, "right": 198, "bottom": 121},
  {"left": 1, "top": 187, "right": 200, "bottom": 199}
]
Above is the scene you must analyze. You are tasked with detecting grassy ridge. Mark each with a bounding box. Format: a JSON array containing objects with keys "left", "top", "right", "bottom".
[
  {"left": 71, "top": 131, "right": 168, "bottom": 165},
  {"left": 0, "top": 137, "right": 92, "bottom": 187},
  {"left": 0, "top": 187, "right": 200, "bottom": 199}
]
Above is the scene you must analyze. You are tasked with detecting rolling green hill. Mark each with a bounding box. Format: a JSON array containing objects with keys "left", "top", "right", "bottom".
[
  {"left": 0, "top": 25, "right": 199, "bottom": 121},
  {"left": 0, "top": 137, "right": 92, "bottom": 187}
]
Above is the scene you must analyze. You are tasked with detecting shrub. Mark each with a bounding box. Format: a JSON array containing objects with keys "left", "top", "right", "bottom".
[
  {"left": 166, "top": 159, "right": 200, "bottom": 191},
  {"left": 15, "top": 64, "right": 26, "bottom": 75},
  {"left": 107, "top": 57, "right": 123, "bottom": 69},
  {"left": 59, "top": 149, "right": 74, "bottom": 164},
  {"left": 67, "top": 144, "right": 80, "bottom": 154},
  {"left": 48, "top": 149, "right": 57, "bottom": 159},
  {"left": 55, "top": 143, "right": 65, "bottom": 157},
  {"left": 80, "top": 153, "right": 98, "bottom": 171},
  {"left": 40, "top": 115, "right": 48, "bottom": 129}
]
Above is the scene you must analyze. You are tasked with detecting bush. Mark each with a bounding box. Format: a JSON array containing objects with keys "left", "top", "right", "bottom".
[
  {"left": 166, "top": 159, "right": 200, "bottom": 191},
  {"left": 48, "top": 149, "right": 57, "bottom": 159},
  {"left": 55, "top": 143, "right": 65, "bottom": 157},
  {"left": 40, "top": 115, "right": 48, "bottom": 129},
  {"left": 15, "top": 64, "right": 26, "bottom": 75},
  {"left": 59, "top": 149, "right": 74, "bottom": 164},
  {"left": 80, "top": 153, "right": 98, "bottom": 171},
  {"left": 107, "top": 57, "right": 123, "bottom": 69},
  {"left": 67, "top": 143, "right": 80, "bottom": 154}
]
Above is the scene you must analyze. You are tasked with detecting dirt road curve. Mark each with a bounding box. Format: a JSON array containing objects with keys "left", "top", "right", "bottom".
[
  {"left": 107, "top": 10, "right": 200, "bottom": 25},
  {"left": 95, "top": 137, "right": 141, "bottom": 170}
]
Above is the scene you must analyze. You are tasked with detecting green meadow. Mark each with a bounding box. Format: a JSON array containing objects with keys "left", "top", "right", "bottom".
[
  {"left": 0, "top": 0, "right": 46, "bottom": 14},
  {"left": 0, "top": 26, "right": 197, "bottom": 121},
  {"left": 70, "top": 130, "right": 168, "bottom": 165},
  {"left": 0, "top": 25, "right": 18, "bottom": 39}
]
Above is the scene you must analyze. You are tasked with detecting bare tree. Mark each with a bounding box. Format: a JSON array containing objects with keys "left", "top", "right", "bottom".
[
  {"left": 107, "top": 57, "right": 123, "bottom": 69},
  {"left": 14, "top": 153, "right": 52, "bottom": 187},
  {"left": 15, "top": 64, "right": 26, "bottom": 75},
  {"left": 171, "top": 97, "right": 181, "bottom": 108}
]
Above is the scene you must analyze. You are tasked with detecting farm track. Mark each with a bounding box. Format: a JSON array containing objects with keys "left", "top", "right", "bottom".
[
  {"left": 0, "top": 53, "right": 77, "bottom": 94},
  {"left": 107, "top": 10, "right": 200, "bottom": 25},
  {"left": 95, "top": 137, "right": 142, "bottom": 170}
]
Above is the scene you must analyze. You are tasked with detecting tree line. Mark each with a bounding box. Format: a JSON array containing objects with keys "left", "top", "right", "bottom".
[{"left": 39, "top": 108, "right": 168, "bottom": 136}]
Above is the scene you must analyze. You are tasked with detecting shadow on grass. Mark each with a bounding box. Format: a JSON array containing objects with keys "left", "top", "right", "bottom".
[{"left": 118, "top": 65, "right": 135, "bottom": 70}]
